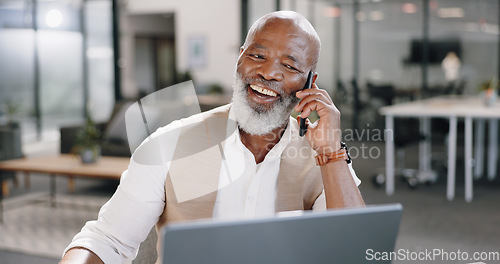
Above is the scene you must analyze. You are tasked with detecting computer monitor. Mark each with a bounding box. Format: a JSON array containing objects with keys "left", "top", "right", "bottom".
[{"left": 161, "top": 204, "right": 402, "bottom": 264}]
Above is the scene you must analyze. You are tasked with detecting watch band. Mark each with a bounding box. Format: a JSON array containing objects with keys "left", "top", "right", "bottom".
[{"left": 315, "top": 142, "right": 352, "bottom": 166}]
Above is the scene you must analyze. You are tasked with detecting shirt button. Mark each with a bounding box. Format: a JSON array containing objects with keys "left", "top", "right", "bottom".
[{"left": 248, "top": 196, "right": 255, "bottom": 202}]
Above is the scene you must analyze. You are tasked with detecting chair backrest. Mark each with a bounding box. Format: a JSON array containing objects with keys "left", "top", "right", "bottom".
[
  {"left": 367, "top": 82, "right": 396, "bottom": 106},
  {"left": 0, "top": 125, "right": 23, "bottom": 160}
]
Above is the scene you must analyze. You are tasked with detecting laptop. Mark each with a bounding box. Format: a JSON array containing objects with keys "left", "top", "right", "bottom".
[{"left": 161, "top": 204, "right": 402, "bottom": 264}]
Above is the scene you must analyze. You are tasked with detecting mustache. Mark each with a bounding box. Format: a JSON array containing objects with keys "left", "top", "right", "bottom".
[{"left": 241, "top": 77, "right": 289, "bottom": 97}]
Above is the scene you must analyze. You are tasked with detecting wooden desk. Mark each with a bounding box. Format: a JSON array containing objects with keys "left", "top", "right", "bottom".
[{"left": 0, "top": 154, "right": 130, "bottom": 222}]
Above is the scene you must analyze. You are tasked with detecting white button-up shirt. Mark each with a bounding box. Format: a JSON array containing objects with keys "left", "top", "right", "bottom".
[
  {"left": 213, "top": 109, "right": 293, "bottom": 219},
  {"left": 214, "top": 108, "right": 360, "bottom": 219},
  {"left": 65, "top": 107, "right": 361, "bottom": 263}
]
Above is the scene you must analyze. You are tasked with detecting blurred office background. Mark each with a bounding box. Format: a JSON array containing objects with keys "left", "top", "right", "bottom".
[
  {"left": 0, "top": 0, "right": 499, "bottom": 263},
  {"left": 0, "top": 0, "right": 498, "bottom": 134}
]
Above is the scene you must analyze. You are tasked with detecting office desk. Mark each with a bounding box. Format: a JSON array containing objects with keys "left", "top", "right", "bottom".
[
  {"left": 0, "top": 154, "right": 129, "bottom": 222},
  {"left": 380, "top": 95, "right": 500, "bottom": 202}
]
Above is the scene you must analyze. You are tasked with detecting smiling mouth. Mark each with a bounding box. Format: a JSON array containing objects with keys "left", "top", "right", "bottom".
[{"left": 249, "top": 84, "right": 278, "bottom": 97}]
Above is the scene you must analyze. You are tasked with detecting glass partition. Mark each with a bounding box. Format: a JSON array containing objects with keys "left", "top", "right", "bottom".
[
  {"left": 0, "top": 0, "right": 114, "bottom": 139},
  {"left": 241, "top": 0, "right": 499, "bottom": 130},
  {"left": 86, "top": 0, "right": 114, "bottom": 122},
  {"left": 0, "top": 1, "right": 35, "bottom": 124}
]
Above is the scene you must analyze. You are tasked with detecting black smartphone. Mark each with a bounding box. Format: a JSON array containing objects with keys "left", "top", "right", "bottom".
[{"left": 299, "top": 71, "right": 313, "bottom": 137}]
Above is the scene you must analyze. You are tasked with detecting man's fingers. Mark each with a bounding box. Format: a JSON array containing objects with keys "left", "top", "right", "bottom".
[
  {"left": 298, "top": 99, "right": 328, "bottom": 119},
  {"left": 295, "top": 93, "right": 331, "bottom": 113},
  {"left": 296, "top": 85, "right": 333, "bottom": 104}
]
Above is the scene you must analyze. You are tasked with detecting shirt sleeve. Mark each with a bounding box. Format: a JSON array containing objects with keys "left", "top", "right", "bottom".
[
  {"left": 63, "top": 159, "right": 168, "bottom": 263},
  {"left": 312, "top": 162, "right": 361, "bottom": 211},
  {"left": 63, "top": 121, "right": 182, "bottom": 263}
]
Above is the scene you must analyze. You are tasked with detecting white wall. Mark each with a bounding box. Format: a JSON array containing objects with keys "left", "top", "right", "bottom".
[{"left": 124, "top": 0, "right": 240, "bottom": 96}]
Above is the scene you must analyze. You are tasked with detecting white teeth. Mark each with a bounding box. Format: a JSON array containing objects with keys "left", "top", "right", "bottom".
[{"left": 250, "top": 85, "right": 278, "bottom": 97}]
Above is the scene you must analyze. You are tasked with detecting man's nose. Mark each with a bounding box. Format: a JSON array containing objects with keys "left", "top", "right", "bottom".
[{"left": 256, "top": 61, "right": 283, "bottom": 82}]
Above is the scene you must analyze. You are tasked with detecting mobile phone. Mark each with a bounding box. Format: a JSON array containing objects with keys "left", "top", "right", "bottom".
[{"left": 299, "top": 71, "right": 313, "bottom": 137}]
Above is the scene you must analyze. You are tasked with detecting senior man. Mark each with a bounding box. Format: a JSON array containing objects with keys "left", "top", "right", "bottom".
[{"left": 60, "top": 10, "right": 364, "bottom": 264}]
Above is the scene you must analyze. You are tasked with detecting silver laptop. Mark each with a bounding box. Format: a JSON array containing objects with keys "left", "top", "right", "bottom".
[{"left": 161, "top": 204, "right": 402, "bottom": 264}]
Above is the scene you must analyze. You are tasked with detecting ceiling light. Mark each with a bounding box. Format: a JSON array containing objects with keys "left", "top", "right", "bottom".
[
  {"left": 429, "top": 0, "right": 439, "bottom": 11},
  {"left": 324, "top": 6, "right": 341, "bottom": 18},
  {"left": 437, "top": 7, "right": 464, "bottom": 18},
  {"left": 45, "top": 9, "right": 63, "bottom": 28},
  {"left": 402, "top": 3, "right": 417, "bottom": 14}
]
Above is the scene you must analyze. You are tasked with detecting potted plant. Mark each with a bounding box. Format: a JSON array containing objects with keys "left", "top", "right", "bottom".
[
  {"left": 74, "top": 116, "right": 102, "bottom": 163},
  {"left": 3, "top": 100, "right": 21, "bottom": 129},
  {"left": 478, "top": 77, "right": 499, "bottom": 107}
]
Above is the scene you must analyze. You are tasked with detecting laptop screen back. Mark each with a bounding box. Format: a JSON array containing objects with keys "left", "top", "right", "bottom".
[{"left": 161, "top": 204, "right": 402, "bottom": 264}]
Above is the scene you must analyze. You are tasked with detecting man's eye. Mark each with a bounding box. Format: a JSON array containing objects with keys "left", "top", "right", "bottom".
[
  {"left": 284, "top": 64, "right": 298, "bottom": 72},
  {"left": 250, "top": 54, "right": 265, "bottom": 60}
]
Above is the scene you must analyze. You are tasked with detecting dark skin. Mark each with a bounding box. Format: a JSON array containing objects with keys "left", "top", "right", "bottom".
[
  {"left": 61, "top": 11, "right": 364, "bottom": 264},
  {"left": 239, "top": 128, "right": 285, "bottom": 163},
  {"left": 237, "top": 17, "right": 316, "bottom": 163},
  {"left": 236, "top": 13, "right": 364, "bottom": 208},
  {"left": 60, "top": 246, "right": 103, "bottom": 263}
]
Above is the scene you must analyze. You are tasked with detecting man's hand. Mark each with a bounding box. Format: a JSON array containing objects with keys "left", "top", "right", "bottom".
[
  {"left": 294, "top": 82, "right": 365, "bottom": 209},
  {"left": 294, "top": 83, "right": 342, "bottom": 153}
]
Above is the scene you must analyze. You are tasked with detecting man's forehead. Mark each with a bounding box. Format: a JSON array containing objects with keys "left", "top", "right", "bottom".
[
  {"left": 256, "top": 17, "right": 303, "bottom": 35},
  {"left": 243, "top": 11, "right": 320, "bottom": 68},
  {"left": 247, "top": 37, "right": 308, "bottom": 58},
  {"left": 257, "top": 12, "right": 308, "bottom": 30},
  {"left": 251, "top": 17, "right": 314, "bottom": 46},
  {"left": 248, "top": 35, "right": 307, "bottom": 48}
]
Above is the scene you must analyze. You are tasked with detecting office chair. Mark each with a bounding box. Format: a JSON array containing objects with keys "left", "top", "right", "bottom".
[
  {"left": 372, "top": 118, "right": 426, "bottom": 189},
  {"left": 0, "top": 125, "right": 24, "bottom": 197}
]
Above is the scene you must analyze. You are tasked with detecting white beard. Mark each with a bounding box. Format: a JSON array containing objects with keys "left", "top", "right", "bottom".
[{"left": 231, "top": 73, "right": 299, "bottom": 136}]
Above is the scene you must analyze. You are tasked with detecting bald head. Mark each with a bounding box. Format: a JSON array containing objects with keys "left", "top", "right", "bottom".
[{"left": 243, "top": 11, "right": 321, "bottom": 70}]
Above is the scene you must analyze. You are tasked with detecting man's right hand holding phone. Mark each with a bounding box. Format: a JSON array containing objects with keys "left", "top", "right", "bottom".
[
  {"left": 295, "top": 78, "right": 342, "bottom": 155},
  {"left": 295, "top": 77, "right": 364, "bottom": 209}
]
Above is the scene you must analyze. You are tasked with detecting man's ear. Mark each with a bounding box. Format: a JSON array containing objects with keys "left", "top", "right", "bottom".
[{"left": 239, "top": 46, "right": 244, "bottom": 54}]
